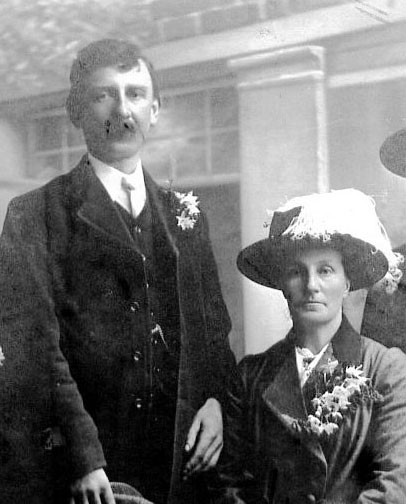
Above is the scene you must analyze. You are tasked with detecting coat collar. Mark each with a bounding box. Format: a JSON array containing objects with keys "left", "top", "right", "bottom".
[
  {"left": 70, "top": 155, "right": 178, "bottom": 254},
  {"left": 330, "top": 315, "right": 362, "bottom": 365},
  {"left": 262, "top": 340, "right": 307, "bottom": 421},
  {"left": 262, "top": 315, "right": 361, "bottom": 466},
  {"left": 262, "top": 315, "right": 361, "bottom": 419}
]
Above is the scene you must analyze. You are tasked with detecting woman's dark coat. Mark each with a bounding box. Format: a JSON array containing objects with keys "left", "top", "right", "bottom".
[
  {"left": 0, "top": 157, "right": 239, "bottom": 503},
  {"left": 214, "top": 317, "right": 406, "bottom": 504}
]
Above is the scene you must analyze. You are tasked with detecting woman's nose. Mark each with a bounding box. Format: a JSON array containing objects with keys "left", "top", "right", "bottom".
[{"left": 305, "top": 271, "right": 319, "bottom": 292}]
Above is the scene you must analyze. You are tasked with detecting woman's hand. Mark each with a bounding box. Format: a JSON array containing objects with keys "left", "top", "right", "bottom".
[
  {"left": 69, "top": 468, "right": 115, "bottom": 504},
  {"left": 183, "top": 397, "right": 223, "bottom": 479}
]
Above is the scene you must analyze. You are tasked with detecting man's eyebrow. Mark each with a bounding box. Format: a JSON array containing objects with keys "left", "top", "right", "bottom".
[
  {"left": 86, "top": 84, "right": 112, "bottom": 92},
  {"left": 87, "top": 84, "right": 149, "bottom": 91},
  {"left": 126, "top": 84, "right": 148, "bottom": 90}
]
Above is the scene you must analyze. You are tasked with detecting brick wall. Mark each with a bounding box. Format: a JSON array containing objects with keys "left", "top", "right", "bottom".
[{"left": 138, "top": 0, "right": 351, "bottom": 45}]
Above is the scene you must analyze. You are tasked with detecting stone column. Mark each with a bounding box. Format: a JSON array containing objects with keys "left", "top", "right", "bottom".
[{"left": 229, "top": 45, "right": 329, "bottom": 355}]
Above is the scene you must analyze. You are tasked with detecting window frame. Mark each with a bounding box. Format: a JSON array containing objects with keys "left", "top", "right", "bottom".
[{"left": 22, "top": 76, "right": 240, "bottom": 187}]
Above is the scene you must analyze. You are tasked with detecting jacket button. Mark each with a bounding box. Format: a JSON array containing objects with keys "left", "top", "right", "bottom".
[
  {"left": 133, "top": 351, "right": 142, "bottom": 362},
  {"left": 135, "top": 398, "right": 143, "bottom": 409},
  {"left": 130, "top": 301, "right": 140, "bottom": 313}
]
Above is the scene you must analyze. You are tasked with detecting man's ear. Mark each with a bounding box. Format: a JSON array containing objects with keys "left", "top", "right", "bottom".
[
  {"left": 66, "top": 88, "right": 83, "bottom": 129},
  {"left": 71, "top": 112, "right": 82, "bottom": 129},
  {"left": 150, "top": 99, "right": 160, "bottom": 126}
]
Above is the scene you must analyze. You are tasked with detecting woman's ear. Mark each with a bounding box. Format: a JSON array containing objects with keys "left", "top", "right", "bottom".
[{"left": 343, "top": 277, "right": 351, "bottom": 298}]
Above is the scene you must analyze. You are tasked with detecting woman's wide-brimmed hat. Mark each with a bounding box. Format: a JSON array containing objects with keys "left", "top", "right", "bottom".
[
  {"left": 110, "top": 482, "right": 154, "bottom": 504},
  {"left": 237, "top": 189, "right": 402, "bottom": 291},
  {"left": 380, "top": 128, "right": 406, "bottom": 177}
]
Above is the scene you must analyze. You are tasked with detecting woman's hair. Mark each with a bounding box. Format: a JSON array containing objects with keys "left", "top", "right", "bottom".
[{"left": 66, "top": 38, "right": 161, "bottom": 127}]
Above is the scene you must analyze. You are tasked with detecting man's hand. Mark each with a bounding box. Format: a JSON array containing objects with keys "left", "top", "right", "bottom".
[
  {"left": 69, "top": 468, "right": 115, "bottom": 504},
  {"left": 183, "top": 397, "right": 223, "bottom": 479}
]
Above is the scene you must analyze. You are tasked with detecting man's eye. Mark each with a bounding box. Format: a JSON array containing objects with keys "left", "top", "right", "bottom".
[
  {"left": 93, "top": 92, "right": 109, "bottom": 102},
  {"left": 128, "top": 90, "right": 141, "bottom": 99}
]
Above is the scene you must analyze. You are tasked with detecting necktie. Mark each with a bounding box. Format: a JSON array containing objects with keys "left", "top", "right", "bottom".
[{"left": 121, "top": 177, "right": 143, "bottom": 218}]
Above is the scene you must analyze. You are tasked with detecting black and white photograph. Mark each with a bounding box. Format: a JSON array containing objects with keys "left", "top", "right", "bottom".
[{"left": 1, "top": 1, "right": 406, "bottom": 503}]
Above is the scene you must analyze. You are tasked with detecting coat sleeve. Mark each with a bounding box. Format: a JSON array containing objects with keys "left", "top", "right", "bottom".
[
  {"left": 358, "top": 346, "right": 406, "bottom": 503},
  {"left": 209, "top": 356, "right": 268, "bottom": 504},
  {"left": 198, "top": 210, "right": 241, "bottom": 404},
  {"left": 0, "top": 194, "right": 106, "bottom": 481}
]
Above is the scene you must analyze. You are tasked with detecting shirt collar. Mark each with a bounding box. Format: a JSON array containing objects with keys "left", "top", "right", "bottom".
[
  {"left": 88, "top": 153, "right": 146, "bottom": 211},
  {"left": 295, "top": 343, "right": 329, "bottom": 388}
]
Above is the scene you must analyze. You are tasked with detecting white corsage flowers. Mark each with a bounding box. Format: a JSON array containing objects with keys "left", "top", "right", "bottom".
[
  {"left": 292, "top": 362, "right": 382, "bottom": 439},
  {"left": 174, "top": 191, "right": 200, "bottom": 230}
]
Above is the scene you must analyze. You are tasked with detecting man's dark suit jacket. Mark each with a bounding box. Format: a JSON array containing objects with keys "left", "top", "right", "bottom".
[
  {"left": 362, "top": 243, "right": 406, "bottom": 353},
  {"left": 0, "top": 156, "right": 239, "bottom": 503}
]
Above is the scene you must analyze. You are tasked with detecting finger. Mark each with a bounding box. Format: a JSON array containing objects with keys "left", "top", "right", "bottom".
[
  {"left": 78, "top": 495, "right": 89, "bottom": 504},
  {"left": 185, "top": 415, "right": 201, "bottom": 453},
  {"left": 70, "top": 493, "right": 88, "bottom": 504},
  {"left": 184, "top": 428, "right": 217, "bottom": 476},
  {"left": 189, "top": 435, "right": 221, "bottom": 474},
  {"left": 90, "top": 491, "right": 102, "bottom": 504},
  {"left": 102, "top": 485, "right": 116, "bottom": 504},
  {"left": 199, "top": 439, "right": 223, "bottom": 471}
]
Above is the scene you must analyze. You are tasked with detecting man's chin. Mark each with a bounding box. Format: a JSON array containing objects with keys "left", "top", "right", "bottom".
[{"left": 101, "top": 141, "right": 141, "bottom": 161}]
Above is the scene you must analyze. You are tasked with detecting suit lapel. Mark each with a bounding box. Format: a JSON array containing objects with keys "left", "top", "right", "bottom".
[
  {"left": 73, "top": 157, "right": 135, "bottom": 247},
  {"left": 331, "top": 315, "right": 362, "bottom": 365},
  {"left": 143, "top": 170, "right": 179, "bottom": 258},
  {"left": 71, "top": 157, "right": 181, "bottom": 255},
  {"left": 262, "top": 339, "right": 308, "bottom": 422}
]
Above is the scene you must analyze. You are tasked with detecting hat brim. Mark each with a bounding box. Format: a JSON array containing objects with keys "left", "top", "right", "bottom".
[
  {"left": 380, "top": 128, "right": 406, "bottom": 177},
  {"left": 237, "top": 234, "right": 388, "bottom": 291},
  {"left": 110, "top": 482, "right": 149, "bottom": 504}
]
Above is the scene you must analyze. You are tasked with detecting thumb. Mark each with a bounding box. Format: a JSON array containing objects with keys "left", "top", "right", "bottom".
[{"left": 185, "top": 414, "right": 201, "bottom": 452}]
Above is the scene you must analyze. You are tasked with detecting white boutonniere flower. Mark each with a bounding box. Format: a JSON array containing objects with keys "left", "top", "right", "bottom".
[{"left": 174, "top": 191, "right": 200, "bottom": 230}]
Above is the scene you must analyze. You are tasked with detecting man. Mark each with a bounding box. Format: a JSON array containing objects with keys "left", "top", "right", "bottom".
[
  {"left": 0, "top": 39, "right": 240, "bottom": 504},
  {"left": 360, "top": 128, "right": 406, "bottom": 352}
]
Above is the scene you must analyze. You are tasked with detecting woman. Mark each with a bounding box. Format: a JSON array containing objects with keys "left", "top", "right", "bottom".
[{"left": 214, "top": 189, "right": 406, "bottom": 504}]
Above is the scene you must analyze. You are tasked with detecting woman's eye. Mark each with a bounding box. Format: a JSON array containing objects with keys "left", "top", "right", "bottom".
[
  {"left": 320, "top": 266, "right": 333, "bottom": 275},
  {"left": 286, "top": 267, "right": 301, "bottom": 278}
]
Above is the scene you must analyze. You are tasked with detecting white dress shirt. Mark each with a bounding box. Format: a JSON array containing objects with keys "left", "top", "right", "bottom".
[
  {"left": 295, "top": 343, "right": 329, "bottom": 388},
  {"left": 89, "top": 153, "right": 146, "bottom": 217}
]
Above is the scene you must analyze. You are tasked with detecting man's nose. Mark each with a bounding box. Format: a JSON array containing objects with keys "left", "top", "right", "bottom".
[{"left": 115, "top": 96, "right": 131, "bottom": 118}]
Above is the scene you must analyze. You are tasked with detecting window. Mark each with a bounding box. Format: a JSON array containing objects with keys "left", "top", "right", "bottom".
[
  {"left": 27, "top": 109, "right": 86, "bottom": 181},
  {"left": 143, "top": 84, "right": 240, "bottom": 185},
  {"left": 27, "top": 84, "right": 240, "bottom": 186}
]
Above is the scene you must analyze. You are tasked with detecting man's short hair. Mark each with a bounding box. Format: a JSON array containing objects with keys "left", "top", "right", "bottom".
[{"left": 66, "top": 38, "right": 161, "bottom": 127}]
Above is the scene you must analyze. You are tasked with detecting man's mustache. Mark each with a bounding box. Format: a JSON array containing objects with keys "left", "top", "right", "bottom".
[{"left": 104, "top": 118, "right": 137, "bottom": 135}]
